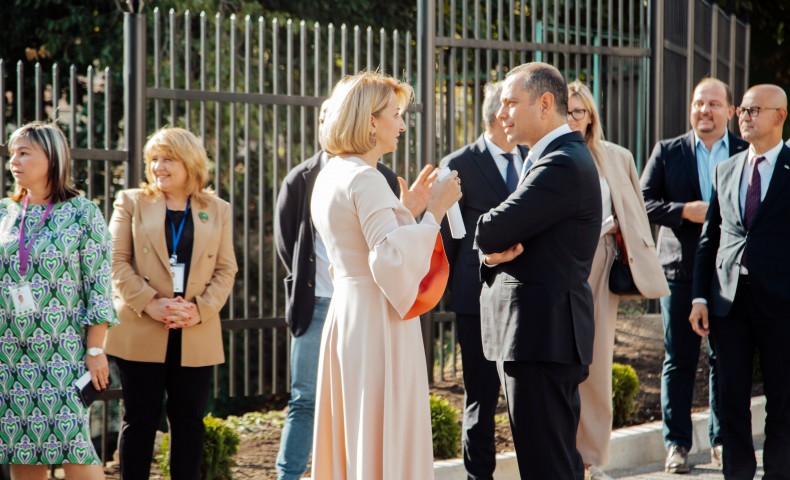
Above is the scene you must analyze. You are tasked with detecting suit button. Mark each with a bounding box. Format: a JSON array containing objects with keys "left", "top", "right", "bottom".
[
  {"left": 309, "top": 255, "right": 315, "bottom": 262},
  {"left": 307, "top": 281, "right": 314, "bottom": 288},
  {"left": 143, "top": 247, "right": 149, "bottom": 254},
  {"left": 629, "top": 257, "right": 634, "bottom": 263}
]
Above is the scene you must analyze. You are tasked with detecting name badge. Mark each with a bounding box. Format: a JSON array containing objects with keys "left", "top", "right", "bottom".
[
  {"left": 171, "top": 263, "right": 185, "bottom": 294},
  {"left": 10, "top": 283, "right": 37, "bottom": 315}
]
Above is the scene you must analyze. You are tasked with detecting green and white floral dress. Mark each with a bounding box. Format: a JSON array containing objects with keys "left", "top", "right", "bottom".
[{"left": 0, "top": 195, "right": 117, "bottom": 464}]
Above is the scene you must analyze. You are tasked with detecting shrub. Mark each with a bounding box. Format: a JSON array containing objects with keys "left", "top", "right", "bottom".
[
  {"left": 157, "top": 415, "right": 240, "bottom": 480},
  {"left": 612, "top": 362, "right": 640, "bottom": 428},
  {"left": 430, "top": 394, "right": 461, "bottom": 459}
]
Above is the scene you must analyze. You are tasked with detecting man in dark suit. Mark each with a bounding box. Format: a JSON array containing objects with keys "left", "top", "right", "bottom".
[
  {"left": 440, "top": 81, "right": 529, "bottom": 480},
  {"left": 640, "top": 78, "right": 747, "bottom": 473},
  {"left": 475, "top": 62, "right": 601, "bottom": 479},
  {"left": 274, "top": 101, "right": 432, "bottom": 479},
  {"left": 690, "top": 84, "right": 790, "bottom": 480}
]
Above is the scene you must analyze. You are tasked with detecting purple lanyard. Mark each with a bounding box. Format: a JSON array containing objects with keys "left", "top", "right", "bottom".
[{"left": 18, "top": 196, "right": 56, "bottom": 277}]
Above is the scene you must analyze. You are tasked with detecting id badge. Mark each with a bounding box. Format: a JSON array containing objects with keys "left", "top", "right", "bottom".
[
  {"left": 10, "top": 283, "right": 37, "bottom": 315},
  {"left": 171, "top": 263, "right": 186, "bottom": 294}
]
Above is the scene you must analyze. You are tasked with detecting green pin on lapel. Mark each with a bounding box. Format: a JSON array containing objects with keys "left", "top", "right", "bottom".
[{"left": 198, "top": 211, "right": 209, "bottom": 223}]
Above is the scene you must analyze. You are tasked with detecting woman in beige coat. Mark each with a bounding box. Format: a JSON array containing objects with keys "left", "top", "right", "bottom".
[
  {"left": 567, "top": 81, "right": 669, "bottom": 480},
  {"left": 105, "top": 128, "right": 237, "bottom": 480}
]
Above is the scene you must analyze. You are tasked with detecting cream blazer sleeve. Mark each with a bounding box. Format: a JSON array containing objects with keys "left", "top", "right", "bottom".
[{"left": 604, "top": 142, "right": 670, "bottom": 299}]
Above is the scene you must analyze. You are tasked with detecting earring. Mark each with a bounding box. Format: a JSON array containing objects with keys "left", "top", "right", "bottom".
[{"left": 371, "top": 131, "right": 377, "bottom": 145}]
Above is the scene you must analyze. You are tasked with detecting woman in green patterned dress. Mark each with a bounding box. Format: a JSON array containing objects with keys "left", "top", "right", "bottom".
[{"left": 0, "top": 122, "right": 116, "bottom": 479}]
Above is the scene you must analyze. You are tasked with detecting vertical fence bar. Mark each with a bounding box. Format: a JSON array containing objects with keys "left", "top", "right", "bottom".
[
  {"left": 87, "top": 66, "right": 95, "bottom": 199},
  {"left": 70, "top": 66, "right": 77, "bottom": 149},
  {"left": 104, "top": 67, "right": 112, "bottom": 219},
  {"left": 341, "top": 24, "right": 348, "bottom": 78},
  {"left": 16, "top": 62, "right": 23, "bottom": 126},
  {"left": 367, "top": 26, "right": 373, "bottom": 71},
  {"left": 169, "top": 9, "right": 176, "bottom": 125},
  {"left": 462, "top": 0, "right": 469, "bottom": 144},
  {"left": 314, "top": 22, "right": 321, "bottom": 151},
  {"left": 271, "top": 16, "right": 280, "bottom": 394},
  {"left": 214, "top": 12, "right": 224, "bottom": 397},
  {"left": 286, "top": 20, "right": 293, "bottom": 173},
  {"left": 185, "top": 10, "right": 192, "bottom": 130},
  {"left": 354, "top": 26, "right": 361, "bottom": 73},
  {"left": 405, "top": 29, "right": 412, "bottom": 181},
  {"left": 710, "top": 3, "right": 718, "bottom": 79},
  {"left": 474, "top": 0, "right": 481, "bottom": 136},
  {"left": 686, "top": 0, "right": 694, "bottom": 110},
  {"left": 328, "top": 24, "right": 335, "bottom": 90},
  {"left": 242, "top": 14, "right": 252, "bottom": 398},
  {"left": 0, "top": 60, "right": 4, "bottom": 198},
  {"left": 200, "top": 12, "right": 207, "bottom": 143},
  {"left": 154, "top": 8, "right": 162, "bottom": 130},
  {"left": 300, "top": 21, "right": 307, "bottom": 163},
  {"left": 123, "top": 5, "right": 146, "bottom": 189},
  {"left": 257, "top": 15, "right": 266, "bottom": 395},
  {"left": 392, "top": 29, "right": 400, "bottom": 169},
  {"left": 380, "top": 28, "right": 387, "bottom": 75},
  {"left": 35, "top": 63, "right": 42, "bottom": 121}
]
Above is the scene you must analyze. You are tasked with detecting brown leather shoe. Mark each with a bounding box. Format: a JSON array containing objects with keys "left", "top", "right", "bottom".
[
  {"left": 665, "top": 444, "right": 690, "bottom": 473},
  {"left": 711, "top": 444, "right": 723, "bottom": 468}
]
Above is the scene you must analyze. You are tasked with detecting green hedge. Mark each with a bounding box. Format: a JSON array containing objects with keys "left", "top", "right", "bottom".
[
  {"left": 612, "top": 362, "right": 640, "bottom": 428},
  {"left": 157, "top": 415, "right": 240, "bottom": 480},
  {"left": 430, "top": 394, "right": 461, "bottom": 459}
]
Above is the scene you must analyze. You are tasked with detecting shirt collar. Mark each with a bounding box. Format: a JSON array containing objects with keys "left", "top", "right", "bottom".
[
  {"left": 694, "top": 131, "right": 729, "bottom": 152},
  {"left": 529, "top": 124, "right": 572, "bottom": 162},
  {"left": 748, "top": 139, "right": 784, "bottom": 168},
  {"left": 483, "top": 133, "right": 520, "bottom": 158}
]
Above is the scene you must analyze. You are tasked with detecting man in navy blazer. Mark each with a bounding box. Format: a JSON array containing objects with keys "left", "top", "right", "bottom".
[
  {"left": 440, "top": 81, "right": 529, "bottom": 480},
  {"left": 690, "top": 84, "right": 790, "bottom": 480},
  {"left": 475, "top": 62, "right": 601, "bottom": 479},
  {"left": 640, "top": 78, "right": 747, "bottom": 473}
]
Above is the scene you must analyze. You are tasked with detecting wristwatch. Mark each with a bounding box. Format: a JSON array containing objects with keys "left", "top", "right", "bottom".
[{"left": 86, "top": 347, "right": 105, "bottom": 357}]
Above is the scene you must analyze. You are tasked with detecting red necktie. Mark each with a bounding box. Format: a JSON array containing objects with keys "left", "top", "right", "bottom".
[
  {"left": 744, "top": 156, "right": 766, "bottom": 230},
  {"left": 741, "top": 156, "right": 765, "bottom": 269}
]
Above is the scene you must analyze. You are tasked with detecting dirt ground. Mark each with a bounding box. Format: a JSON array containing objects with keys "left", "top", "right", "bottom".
[{"left": 102, "top": 313, "right": 762, "bottom": 480}]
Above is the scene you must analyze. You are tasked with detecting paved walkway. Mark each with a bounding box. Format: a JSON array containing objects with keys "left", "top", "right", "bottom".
[{"left": 610, "top": 437, "right": 764, "bottom": 479}]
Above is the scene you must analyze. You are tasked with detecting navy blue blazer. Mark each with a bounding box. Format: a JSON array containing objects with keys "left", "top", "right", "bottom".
[
  {"left": 693, "top": 145, "right": 790, "bottom": 319},
  {"left": 275, "top": 152, "right": 400, "bottom": 336},
  {"left": 640, "top": 130, "right": 748, "bottom": 282},
  {"left": 475, "top": 131, "right": 601, "bottom": 365},
  {"left": 439, "top": 135, "right": 529, "bottom": 316}
]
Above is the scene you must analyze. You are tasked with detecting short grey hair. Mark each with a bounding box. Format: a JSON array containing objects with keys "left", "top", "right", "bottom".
[{"left": 483, "top": 81, "right": 505, "bottom": 129}]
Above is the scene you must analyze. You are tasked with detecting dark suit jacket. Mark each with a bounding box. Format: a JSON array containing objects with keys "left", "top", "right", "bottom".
[
  {"left": 439, "top": 135, "right": 529, "bottom": 316},
  {"left": 692, "top": 146, "right": 790, "bottom": 319},
  {"left": 475, "top": 131, "right": 601, "bottom": 365},
  {"left": 640, "top": 130, "right": 748, "bottom": 282},
  {"left": 275, "top": 151, "right": 400, "bottom": 336}
]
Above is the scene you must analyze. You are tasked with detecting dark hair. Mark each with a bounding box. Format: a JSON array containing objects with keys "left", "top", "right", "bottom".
[
  {"left": 507, "top": 62, "right": 569, "bottom": 116},
  {"left": 8, "top": 121, "right": 79, "bottom": 203}
]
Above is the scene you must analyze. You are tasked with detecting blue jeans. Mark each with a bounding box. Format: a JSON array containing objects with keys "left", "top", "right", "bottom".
[
  {"left": 660, "top": 281, "right": 721, "bottom": 450},
  {"left": 276, "top": 297, "right": 330, "bottom": 480}
]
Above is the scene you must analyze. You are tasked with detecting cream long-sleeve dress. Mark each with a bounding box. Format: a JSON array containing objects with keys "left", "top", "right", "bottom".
[{"left": 309, "top": 156, "right": 437, "bottom": 480}]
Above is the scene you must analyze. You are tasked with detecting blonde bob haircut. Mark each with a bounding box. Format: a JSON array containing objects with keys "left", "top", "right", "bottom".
[
  {"left": 8, "top": 121, "right": 79, "bottom": 203},
  {"left": 141, "top": 127, "right": 213, "bottom": 206},
  {"left": 320, "top": 71, "right": 413, "bottom": 156},
  {"left": 568, "top": 80, "right": 607, "bottom": 176}
]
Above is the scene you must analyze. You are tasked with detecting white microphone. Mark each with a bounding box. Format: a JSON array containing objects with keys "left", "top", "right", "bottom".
[{"left": 437, "top": 167, "right": 466, "bottom": 239}]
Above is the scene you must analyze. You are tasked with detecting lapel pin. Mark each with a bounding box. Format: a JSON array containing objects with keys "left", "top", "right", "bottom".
[
  {"left": 199, "top": 212, "right": 209, "bottom": 223},
  {"left": 784, "top": 164, "right": 789, "bottom": 170}
]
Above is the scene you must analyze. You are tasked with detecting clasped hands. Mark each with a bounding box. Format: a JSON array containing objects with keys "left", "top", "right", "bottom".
[{"left": 144, "top": 296, "right": 202, "bottom": 329}]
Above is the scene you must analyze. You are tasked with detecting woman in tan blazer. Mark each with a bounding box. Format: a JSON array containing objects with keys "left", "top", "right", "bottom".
[
  {"left": 105, "top": 128, "right": 237, "bottom": 480},
  {"left": 567, "top": 81, "right": 669, "bottom": 480}
]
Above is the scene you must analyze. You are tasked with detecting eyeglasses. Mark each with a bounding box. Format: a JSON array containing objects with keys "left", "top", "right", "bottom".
[
  {"left": 736, "top": 106, "right": 782, "bottom": 118},
  {"left": 567, "top": 109, "right": 588, "bottom": 121}
]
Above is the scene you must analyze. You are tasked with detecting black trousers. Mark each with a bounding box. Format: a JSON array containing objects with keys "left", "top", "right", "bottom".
[
  {"left": 456, "top": 314, "right": 502, "bottom": 480},
  {"left": 114, "top": 329, "right": 213, "bottom": 480},
  {"left": 711, "top": 277, "right": 790, "bottom": 480},
  {"left": 497, "top": 360, "right": 587, "bottom": 480}
]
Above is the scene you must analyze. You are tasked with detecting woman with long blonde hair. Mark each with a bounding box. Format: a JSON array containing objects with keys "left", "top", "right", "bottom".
[{"left": 567, "top": 80, "right": 668, "bottom": 480}]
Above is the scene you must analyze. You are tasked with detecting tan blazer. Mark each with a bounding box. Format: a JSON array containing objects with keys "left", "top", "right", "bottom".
[
  {"left": 104, "top": 189, "right": 238, "bottom": 366},
  {"left": 602, "top": 142, "right": 669, "bottom": 299}
]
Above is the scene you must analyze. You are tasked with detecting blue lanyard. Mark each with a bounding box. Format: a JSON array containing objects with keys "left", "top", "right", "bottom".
[{"left": 166, "top": 197, "right": 190, "bottom": 264}]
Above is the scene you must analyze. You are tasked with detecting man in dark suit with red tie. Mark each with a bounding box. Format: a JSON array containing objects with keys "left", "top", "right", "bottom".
[
  {"left": 690, "top": 84, "right": 790, "bottom": 480},
  {"left": 475, "top": 62, "right": 601, "bottom": 479},
  {"left": 439, "top": 80, "right": 529, "bottom": 480}
]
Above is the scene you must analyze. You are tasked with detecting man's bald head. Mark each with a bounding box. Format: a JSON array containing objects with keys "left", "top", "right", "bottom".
[{"left": 738, "top": 84, "right": 788, "bottom": 151}]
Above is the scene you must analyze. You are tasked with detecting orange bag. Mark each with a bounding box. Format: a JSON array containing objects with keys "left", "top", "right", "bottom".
[{"left": 405, "top": 233, "right": 450, "bottom": 319}]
